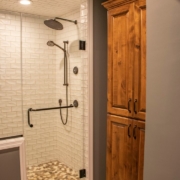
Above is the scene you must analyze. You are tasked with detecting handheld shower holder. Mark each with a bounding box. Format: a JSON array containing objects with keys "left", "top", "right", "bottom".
[{"left": 59, "top": 99, "right": 79, "bottom": 108}]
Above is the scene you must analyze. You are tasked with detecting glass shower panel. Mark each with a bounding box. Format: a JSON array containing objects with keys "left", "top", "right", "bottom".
[
  {"left": 55, "top": 10, "right": 85, "bottom": 173},
  {"left": 22, "top": 11, "right": 85, "bottom": 179},
  {"left": 22, "top": 14, "right": 57, "bottom": 166},
  {"left": 0, "top": 10, "right": 23, "bottom": 139}
]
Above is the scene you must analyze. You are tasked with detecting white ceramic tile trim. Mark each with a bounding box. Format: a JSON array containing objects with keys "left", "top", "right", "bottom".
[{"left": 0, "top": 137, "right": 27, "bottom": 179}]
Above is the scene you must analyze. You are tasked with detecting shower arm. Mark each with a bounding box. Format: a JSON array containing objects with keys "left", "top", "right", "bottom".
[
  {"left": 55, "top": 17, "right": 77, "bottom": 24},
  {"left": 54, "top": 42, "right": 66, "bottom": 52}
]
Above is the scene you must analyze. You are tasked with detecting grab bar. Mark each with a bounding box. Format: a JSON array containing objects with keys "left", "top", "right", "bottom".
[{"left": 28, "top": 105, "right": 74, "bottom": 128}]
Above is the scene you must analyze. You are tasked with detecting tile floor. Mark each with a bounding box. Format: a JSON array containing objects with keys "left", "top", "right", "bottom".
[{"left": 27, "top": 160, "right": 79, "bottom": 180}]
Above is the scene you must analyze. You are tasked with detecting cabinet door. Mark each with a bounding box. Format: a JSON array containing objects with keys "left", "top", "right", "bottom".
[
  {"left": 132, "top": 120, "right": 145, "bottom": 180},
  {"left": 133, "top": 1, "right": 146, "bottom": 120},
  {"left": 107, "top": 4, "right": 134, "bottom": 118},
  {"left": 107, "top": 115, "right": 133, "bottom": 180}
]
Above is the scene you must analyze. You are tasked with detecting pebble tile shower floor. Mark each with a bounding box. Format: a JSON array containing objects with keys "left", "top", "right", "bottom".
[{"left": 27, "top": 160, "right": 79, "bottom": 180}]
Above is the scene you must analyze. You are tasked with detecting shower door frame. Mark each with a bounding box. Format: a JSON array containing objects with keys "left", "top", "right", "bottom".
[{"left": 88, "top": 0, "right": 93, "bottom": 179}]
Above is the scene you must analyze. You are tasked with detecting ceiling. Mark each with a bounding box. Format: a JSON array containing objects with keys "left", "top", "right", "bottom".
[{"left": 0, "top": 0, "right": 81, "bottom": 17}]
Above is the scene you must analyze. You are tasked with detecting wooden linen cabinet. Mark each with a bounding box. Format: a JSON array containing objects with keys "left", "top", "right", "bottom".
[
  {"left": 102, "top": 0, "right": 146, "bottom": 179},
  {"left": 107, "top": 115, "right": 145, "bottom": 180}
]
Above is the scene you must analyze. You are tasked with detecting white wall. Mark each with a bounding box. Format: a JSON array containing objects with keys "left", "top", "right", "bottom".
[
  {"left": 144, "top": 0, "right": 180, "bottom": 179},
  {"left": 22, "top": 14, "right": 58, "bottom": 166},
  {"left": 0, "top": 11, "right": 58, "bottom": 166},
  {"left": 0, "top": 11, "right": 23, "bottom": 138}
]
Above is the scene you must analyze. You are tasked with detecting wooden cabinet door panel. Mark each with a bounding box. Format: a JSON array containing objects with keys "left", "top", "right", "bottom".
[
  {"left": 133, "top": 2, "right": 146, "bottom": 120},
  {"left": 132, "top": 120, "right": 145, "bottom": 180},
  {"left": 107, "top": 4, "right": 134, "bottom": 117},
  {"left": 107, "top": 115, "right": 133, "bottom": 180}
]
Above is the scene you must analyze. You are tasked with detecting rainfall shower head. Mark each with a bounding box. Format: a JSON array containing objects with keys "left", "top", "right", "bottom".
[
  {"left": 44, "top": 19, "right": 63, "bottom": 30},
  {"left": 44, "top": 17, "right": 77, "bottom": 30}
]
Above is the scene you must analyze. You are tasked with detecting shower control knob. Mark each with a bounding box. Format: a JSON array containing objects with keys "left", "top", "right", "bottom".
[
  {"left": 73, "top": 100, "right": 78, "bottom": 108},
  {"left": 73, "top": 67, "right": 78, "bottom": 75}
]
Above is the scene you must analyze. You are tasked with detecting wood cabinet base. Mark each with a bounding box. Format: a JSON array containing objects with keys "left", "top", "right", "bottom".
[{"left": 107, "top": 115, "right": 145, "bottom": 180}]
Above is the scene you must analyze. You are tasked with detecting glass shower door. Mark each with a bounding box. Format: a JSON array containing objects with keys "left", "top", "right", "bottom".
[
  {"left": 0, "top": 10, "right": 23, "bottom": 139},
  {"left": 22, "top": 12, "right": 85, "bottom": 179}
]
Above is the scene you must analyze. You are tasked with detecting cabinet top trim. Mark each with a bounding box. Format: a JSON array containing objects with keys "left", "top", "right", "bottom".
[{"left": 102, "top": 0, "right": 137, "bottom": 10}]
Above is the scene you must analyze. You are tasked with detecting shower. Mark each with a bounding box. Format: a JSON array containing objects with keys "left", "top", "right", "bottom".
[
  {"left": 45, "top": 17, "right": 77, "bottom": 125},
  {"left": 47, "top": 40, "right": 68, "bottom": 86},
  {"left": 47, "top": 40, "right": 69, "bottom": 125}
]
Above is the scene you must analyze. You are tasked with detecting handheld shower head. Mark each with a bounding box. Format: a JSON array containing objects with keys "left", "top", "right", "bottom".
[
  {"left": 47, "top": 41, "right": 66, "bottom": 52},
  {"left": 47, "top": 41, "right": 55, "bottom": 47}
]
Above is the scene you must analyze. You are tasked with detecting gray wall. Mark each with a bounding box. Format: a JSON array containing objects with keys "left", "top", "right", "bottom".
[
  {"left": 144, "top": 0, "right": 180, "bottom": 179},
  {"left": 0, "top": 148, "right": 21, "bottom": 180},
  {"left": 93, "top": 0, "right": 107, "bottom": 180}
]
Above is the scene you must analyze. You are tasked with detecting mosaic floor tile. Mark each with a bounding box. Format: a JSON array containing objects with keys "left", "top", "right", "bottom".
[{"left": 27, "top": 160, "right": 79, "bottom": 180}]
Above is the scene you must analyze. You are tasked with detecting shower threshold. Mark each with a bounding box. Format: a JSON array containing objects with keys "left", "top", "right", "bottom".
[{"left": 27, "top": 160, "right": 79, "bottom": 180}]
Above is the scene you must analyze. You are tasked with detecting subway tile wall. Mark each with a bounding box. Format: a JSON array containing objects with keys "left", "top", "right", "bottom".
[
  {"left": 0, "top": 11, "right": 23, "bottom": 138},
  {"left": 55, "top": 9, "right": 84, "bottom": 172},
  {"left": 0, "top": 0, "right": 89, "bottom": 179},
  {"left": 22, "top": 14, "right": 58, "bottom": 166}
]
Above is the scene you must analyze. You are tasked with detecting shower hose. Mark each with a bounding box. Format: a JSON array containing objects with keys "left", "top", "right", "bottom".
[{"left": 59, "top": 52, "right": 69, "bottom": 125}]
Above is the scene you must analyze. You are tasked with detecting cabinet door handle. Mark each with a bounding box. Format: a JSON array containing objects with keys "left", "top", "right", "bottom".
[
  {"left": 134, "top": 99, "right": 138, "bottom": 114},
  {"left": 128, "top": 99, "right": 132, "bottom": 113},
  {"left": 128, "top": 124, "right": 131, "bottom": 138},
  {"left": 133, "top": 125, "right": 137, "bottom": 139}
]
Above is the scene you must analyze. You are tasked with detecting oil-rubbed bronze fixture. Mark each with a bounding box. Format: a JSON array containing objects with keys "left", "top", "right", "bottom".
[
  {"left": 27, "top": 18, "right": 79, "bottom": 128},
  {"left": 79, "top": 40, "right": 86, "bottom": 50},
  {"left": 73, "top": 67, "right": 78, "bottom": 75},
  {"left": 47, "top": 41, "right": 68, "bottom": 86},
  {"left": 28, "top": 100, "right": 78, "bottom": 128},
  {"left": 73, "top": 100, "right": 79, "bottom": 108},
  {"left": 44, "top": 17, "right": 77, "bottom": 30},
  {"left": 47, "top": 40, "right": 71, "bottom": 125},
  {"left": 28, "top": 105, "right": 73, "bottom": 128}
]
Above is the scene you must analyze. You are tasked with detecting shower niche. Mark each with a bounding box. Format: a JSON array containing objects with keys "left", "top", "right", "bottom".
[{"left": 0, "top": 0, "right": 88, "bottom": 178}]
